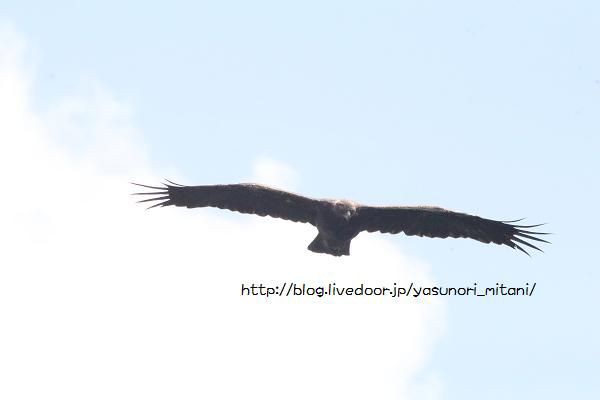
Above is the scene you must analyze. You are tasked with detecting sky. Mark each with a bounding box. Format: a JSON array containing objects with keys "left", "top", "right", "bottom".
[{"left": 1, "top": 1, "right": 599, "bottom": 399}]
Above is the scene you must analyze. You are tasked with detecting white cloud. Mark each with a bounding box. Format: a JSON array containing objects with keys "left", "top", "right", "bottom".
[
  {"left": 0, "top": 26, "right": 445, "bottom": 400},
  {"left": 250, "top": 156, "right": 300, "bottom": 190}
]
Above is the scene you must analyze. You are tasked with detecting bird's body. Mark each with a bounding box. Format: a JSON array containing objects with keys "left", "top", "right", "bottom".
[
  {"left": 132, "top": 181, "right": 548, "bottom": 256},
  {"left": 305, "top": 200, "right": 361, "bottom": 256}
]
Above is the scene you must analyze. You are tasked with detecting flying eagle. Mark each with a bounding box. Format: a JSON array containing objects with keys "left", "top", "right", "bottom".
[{"left": 132, "top": 181, "right": 548, "bottom": 256}]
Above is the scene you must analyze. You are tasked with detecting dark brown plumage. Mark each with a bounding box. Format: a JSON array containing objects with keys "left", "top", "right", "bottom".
[{"left": 132, "top": 181, "right": 549, "bottom": 257}]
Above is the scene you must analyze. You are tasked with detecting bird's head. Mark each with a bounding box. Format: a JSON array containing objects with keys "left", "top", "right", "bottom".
[{"left": 333, "top": 200, "right": 356, "bottom": 221}]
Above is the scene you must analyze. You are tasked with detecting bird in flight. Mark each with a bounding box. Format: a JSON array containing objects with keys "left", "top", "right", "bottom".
[{"left": 132, "top": 181, "right": 549, "bottom": 257}]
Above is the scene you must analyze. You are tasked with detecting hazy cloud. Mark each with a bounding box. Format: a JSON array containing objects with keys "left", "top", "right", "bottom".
[
  {"left": 0, "top": 26, "right": 445, "bottom": 400},
  {"left": 251, "top": 156, "right": 300, "bottom": 190}
]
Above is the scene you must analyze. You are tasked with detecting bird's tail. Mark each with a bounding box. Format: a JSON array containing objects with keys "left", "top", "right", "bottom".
[{"left": 308, "top": 234, "right": 350, "bottom": 257}]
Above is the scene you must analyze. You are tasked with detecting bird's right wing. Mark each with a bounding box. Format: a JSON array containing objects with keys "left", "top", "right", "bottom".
[
  {"left": 132, "top": 181, "right": 320, "bottom": 225},
  {"left": 351, "top": 205, "right": 549, "bottom": 254}
]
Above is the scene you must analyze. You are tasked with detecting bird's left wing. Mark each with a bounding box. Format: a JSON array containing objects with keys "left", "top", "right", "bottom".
[
  {"left": 351, "top": 205, "right": 549, "bottom": 254},
  {"left": 132, "top": 181, "right": 320, "bottom": 225}
]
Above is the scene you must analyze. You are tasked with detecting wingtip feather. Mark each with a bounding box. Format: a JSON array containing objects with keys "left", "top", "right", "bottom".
[
  {"left": 146, "top": 200, "right": 171, "bottom": 210},
  {"left": 512, "top": 242, "right": 531, "bottom": 256},
  {"left": 164, "top": 179, "right": 185, "bottom": 187},
  {"left": 512, "top": 237, "right": 542, "bottom": 252},
  {"left": 130, "top": 182, "right": 167, "bottom": 190},
  {"left": 136, "top": 196, "right": 170, "bottom": 204}
]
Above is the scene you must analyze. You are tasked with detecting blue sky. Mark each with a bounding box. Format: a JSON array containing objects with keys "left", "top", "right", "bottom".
[{"left": 1, "top": 1, "right": 599, "bottom": 399}]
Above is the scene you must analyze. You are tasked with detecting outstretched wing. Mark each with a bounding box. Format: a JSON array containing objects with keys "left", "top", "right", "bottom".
[
  {"left": 351, "top": 206, "right": 549, "bottom": 255},
  {"left": 132, "top": 181, "right": 320, "bottom": 225}
]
